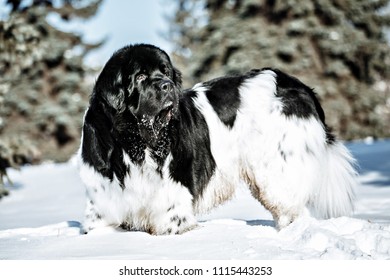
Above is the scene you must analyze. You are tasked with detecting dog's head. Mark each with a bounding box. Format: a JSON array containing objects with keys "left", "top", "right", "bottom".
[{"left": 93, "top": 44, "right": 182, "bottom": 142}]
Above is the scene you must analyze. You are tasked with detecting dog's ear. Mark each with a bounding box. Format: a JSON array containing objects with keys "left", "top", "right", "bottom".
[
  {"left": 94, "top": 72, "right": 126, "bottom": 112},
  {"left": 173, "top": 67, "right": 182, "bottom": 87},
  {"left": 81, "top": 108, "right": 114, "bottom": 178}
]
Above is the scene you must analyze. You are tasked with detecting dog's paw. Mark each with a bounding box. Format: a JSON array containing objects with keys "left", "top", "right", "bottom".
[
  {"left": 82, "top": 204, "right": 109, "bottom": 234},
  {"left": 82, "top": 217, "right": 109, "bottom": 234},
  {"left": 149, "top": 211, "right": 198, "bottom": 235}
]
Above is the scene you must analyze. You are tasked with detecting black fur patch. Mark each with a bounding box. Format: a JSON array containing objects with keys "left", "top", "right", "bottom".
[
  {"left": 271, "top": 68, "right": 323, "bottom": 120},
  {"left": 81, "top": 103, "right": 131, "bottom": 188},
  {"left": 169, "top": 90, "right": 216, "bottom": 198},
  {"left": 203, "top": 75, "right": 243, "bottom": 128},
  {"left": 81, "top": 44, "right": 180, "bottom": 188},
  {"left": 268, "top": 68, "right": 335, "bottom": 144},
  {"left": 82, "top": 100, "right": 123, "bottom": 183}
]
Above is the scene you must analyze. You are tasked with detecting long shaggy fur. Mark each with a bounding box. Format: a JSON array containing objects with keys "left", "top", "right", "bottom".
[{"left": 78, "top": 44, "right": 357, "bottom": 235}]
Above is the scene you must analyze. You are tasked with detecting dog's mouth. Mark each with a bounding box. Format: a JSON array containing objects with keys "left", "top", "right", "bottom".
[
  {"left": 136, "top": 101, "right": 175, "bottom": 143},
  {"left": 156, "top": 102, "right": 174, "bottom": 125}
]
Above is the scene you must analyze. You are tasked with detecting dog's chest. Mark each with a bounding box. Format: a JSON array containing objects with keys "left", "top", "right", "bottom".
[
  {"left": 120, "top": 127, "right": 171, "bottom": 172},
  {"left": 122, "top": 148, "right": 171, "bottom": 192}
]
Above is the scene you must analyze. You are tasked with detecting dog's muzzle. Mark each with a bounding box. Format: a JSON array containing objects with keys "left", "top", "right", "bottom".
[{"left": 134, "top": 80, "right": 177, "bottom": 143}]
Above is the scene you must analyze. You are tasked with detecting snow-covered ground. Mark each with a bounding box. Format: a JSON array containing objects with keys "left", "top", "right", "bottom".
[{"left": 0, "top": 140, "right": 389, "bottom": 260}]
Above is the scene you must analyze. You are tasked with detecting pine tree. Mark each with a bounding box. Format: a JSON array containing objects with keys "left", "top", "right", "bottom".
[
  {"left": 170, "top": 0, "right": 390, "bottom": 140},
  {"left": 0, "top": 0, "right": 103, "bottom": 160},
  {"left": 0, "top": 0, "right": 103, "bottom": 194}
]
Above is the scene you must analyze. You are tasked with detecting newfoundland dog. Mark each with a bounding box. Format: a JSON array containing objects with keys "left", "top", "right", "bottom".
[{"left": 78, "top": 44, "right": 356, "bottom": 235}]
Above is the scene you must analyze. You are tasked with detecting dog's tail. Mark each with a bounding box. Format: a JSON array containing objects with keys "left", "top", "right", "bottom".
[{"left": 309, "top": 141, "right": 357, "bottom": 219}]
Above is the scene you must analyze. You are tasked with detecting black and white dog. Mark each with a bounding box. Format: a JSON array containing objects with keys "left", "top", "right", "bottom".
[{"left": 78, "top": 44, "right": 356, "bottom": 235}]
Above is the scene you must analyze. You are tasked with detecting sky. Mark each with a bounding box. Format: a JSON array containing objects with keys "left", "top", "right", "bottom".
[{"left": 52, "top": 0, "right": 176, "bottom": 66}]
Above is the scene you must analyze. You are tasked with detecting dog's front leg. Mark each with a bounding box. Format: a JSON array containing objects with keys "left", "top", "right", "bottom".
[
  {"left": 147, "top": 184, "right": 198, "bottom": 235},
  {"left": 82, "top": 199, "right": 110, "bottom": 234}
]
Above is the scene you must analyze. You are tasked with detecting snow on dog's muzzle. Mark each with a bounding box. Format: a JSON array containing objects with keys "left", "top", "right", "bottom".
[{"left": 136, "top": 100, "right": 175, "bottom": 143}]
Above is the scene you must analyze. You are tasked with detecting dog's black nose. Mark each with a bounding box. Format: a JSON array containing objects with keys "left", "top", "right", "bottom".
[{"left": 159, "top": 81, "right": 173, "bottom": 93}]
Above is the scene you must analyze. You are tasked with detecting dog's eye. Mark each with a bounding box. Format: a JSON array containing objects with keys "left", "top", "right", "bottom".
[
  {"left": 136, "top": 74, "right": 147, "bottom": 82},
  {"left": 162, "top": 66, "right": 170, "bottom": 77}
]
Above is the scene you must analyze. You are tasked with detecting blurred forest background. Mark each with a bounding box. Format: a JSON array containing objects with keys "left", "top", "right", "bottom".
[{"left": 0, "top": 0, "right": 390, "bottom": 195}]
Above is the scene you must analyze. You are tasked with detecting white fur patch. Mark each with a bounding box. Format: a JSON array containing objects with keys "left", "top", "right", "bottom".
[{"left": 78, "top": 149, "right": 196, "bottom": 234}]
